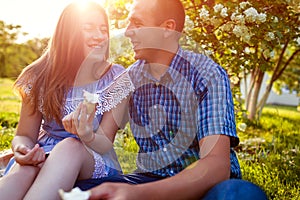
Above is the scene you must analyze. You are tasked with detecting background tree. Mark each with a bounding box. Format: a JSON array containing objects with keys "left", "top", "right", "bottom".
[
  {"left": 0, "top": 20, "right": 21, "bottom": 78},
  {"left": 181, "top": 0, "right": 300, "bottom": 121},
  {"left": 0, "top": 20, "right": 48, "bottom": 79},
  {"left": 106, "top": 0, "right": 135, "bottom": 68}
]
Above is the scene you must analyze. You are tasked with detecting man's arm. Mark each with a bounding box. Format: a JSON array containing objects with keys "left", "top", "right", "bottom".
[{"left": 89, "top": 134, "right": 231, "bottom": 200}]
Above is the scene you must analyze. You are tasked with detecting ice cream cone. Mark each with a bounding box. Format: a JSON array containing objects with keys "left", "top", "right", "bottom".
[{"left": 82, "top": 90, "right": 99, "bottom": 115}]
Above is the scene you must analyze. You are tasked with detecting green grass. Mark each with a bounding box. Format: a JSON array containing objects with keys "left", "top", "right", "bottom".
[
  {"left": 0, "top": 78, "right": 20, "bottom": 150},
  {"left": 236, "top": 105, "right": 300, "bottom": 200},
  {"left": 0, "top": 78, "right": 299, "bottom": 199}
]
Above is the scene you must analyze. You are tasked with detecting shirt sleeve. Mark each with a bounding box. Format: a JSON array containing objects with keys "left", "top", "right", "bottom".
[{"left": 196, "top": 63, "right": 239, "bottom": 147}]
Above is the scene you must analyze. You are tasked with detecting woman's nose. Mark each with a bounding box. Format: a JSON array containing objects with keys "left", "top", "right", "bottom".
[{"left": 92, "top": 30, "right": 106, "bottom": 40}]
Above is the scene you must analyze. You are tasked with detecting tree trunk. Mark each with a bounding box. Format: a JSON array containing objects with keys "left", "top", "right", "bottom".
[
  {"left": 247, "top": 68, "right": 265, "bottom": 120},
  {"left": 245, "top": 69, "right": 258, "bottom": 110},
  {"left": 256, "top": 48, "right": 300, "bottom": 118}
]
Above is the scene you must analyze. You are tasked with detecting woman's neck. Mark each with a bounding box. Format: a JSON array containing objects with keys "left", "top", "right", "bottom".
[{"left": 74, "top": 61, "right": 111, "bottom": 86}]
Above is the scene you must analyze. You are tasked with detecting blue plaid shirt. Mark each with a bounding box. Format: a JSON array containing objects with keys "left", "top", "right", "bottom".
[{"left": 128, "top": 47, "right": 241, "bottom": 179}]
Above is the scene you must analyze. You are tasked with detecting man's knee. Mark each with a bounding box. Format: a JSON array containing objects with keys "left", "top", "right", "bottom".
[{"left": 203, "top": 179, "right": 268, "bottom": 200}]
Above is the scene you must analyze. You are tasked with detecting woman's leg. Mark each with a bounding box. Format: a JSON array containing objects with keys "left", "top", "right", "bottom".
[
  {"left": 0, "top": 163, "right": 40, "bottom": 200},
  {"left": 24, "top": 138, "right": 95, "bottom": 200}
]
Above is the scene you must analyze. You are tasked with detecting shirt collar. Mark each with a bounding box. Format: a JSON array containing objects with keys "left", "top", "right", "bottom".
[
  {"left": 134, "top": 47, "right": 186, "bottom": 83},
  {"left": 168, "top": 47, "right": 188, "bottom": 83},
  {"left": 134, "top": 60, "right": 147, "bottom": 83}
]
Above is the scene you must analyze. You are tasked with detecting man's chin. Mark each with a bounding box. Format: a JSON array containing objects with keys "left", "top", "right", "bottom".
[
  {"left": 133, "top": 49, "right": 152, "bottom": 60},
  {"left": 133, "top": 51, "right": 142, "bottom": 60}
]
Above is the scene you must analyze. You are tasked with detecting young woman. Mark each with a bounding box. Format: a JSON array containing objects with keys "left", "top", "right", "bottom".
[{"left": 0, "top": 1, "right": 126, "bottom": 199}]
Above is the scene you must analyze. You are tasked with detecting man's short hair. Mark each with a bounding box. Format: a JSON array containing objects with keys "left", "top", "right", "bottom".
[{"left": 142, "top": 0, "right": 186, "bottom": 32}]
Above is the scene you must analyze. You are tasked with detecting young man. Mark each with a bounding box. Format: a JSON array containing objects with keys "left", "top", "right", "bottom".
[{"left": 76, "top": 0, "right": 268, "bottom": 199}]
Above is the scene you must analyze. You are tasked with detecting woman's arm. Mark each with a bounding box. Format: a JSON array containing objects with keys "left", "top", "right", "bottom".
[
  {"left": 11, "top": 100, "right": 45, "bottom": 166},
  {"left": 62, "top": 98, "right": 129, "bottom": 154}
]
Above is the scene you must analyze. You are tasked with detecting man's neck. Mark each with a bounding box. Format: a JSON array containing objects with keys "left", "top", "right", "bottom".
[
  {"left": 146, "top": 48, "right": 178, "bottom": 80},
  {"left": 148, "top": 63, "right": 169, "bottom": 80}
]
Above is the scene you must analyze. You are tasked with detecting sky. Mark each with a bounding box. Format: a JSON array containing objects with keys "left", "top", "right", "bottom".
[{"left": 0, "top": 0, "right": 106, "bottom": 42}]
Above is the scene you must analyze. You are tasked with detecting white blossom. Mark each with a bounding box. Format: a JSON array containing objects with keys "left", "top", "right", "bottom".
[
  {"left": 264, "top": 32, "right": 275, "bottom": 41},
  {"left": 233, "top": 25, "right": 253, "bottom": 42},
  {"left": 257, "top": 13, "right": 267, "bottom": 23},
  {"left": 230, "top": 12, "right": 237, "bottom": 21},
  {"left": 231, "top": 13, "right": 246, "bottom": 24},
  {"left": 244, "top": 47, "right": 251, "bottom": 54},
  {"left": 243, "top": 7, "right": 267, "bottom": 23},
  {"left": 243, "top": 7, "right": 259, "bottom": 23},
  {"left": 184, "top": 15, "right": 194, "bottom": 32},
  {"left": 199, "top": 7, "right": 210, "bottom": 20},
  {"left": 230, "top": 49, "right": 237, "bottom": 54},
  {"left": 238, "top": 123, "right": 247, "bottom": 132},
  {"left": 295, "top": 37, "right": 300, "bottom": 46},
  {"left": 244, "top": 47, "right": 255, "bottom": 54},
  {"left": 220, "top": 7, "right": 228, "bottom": 18},
  {"left": 239, "top": 2, "right": 251, "bottom": 9},
  {"left": 214, "top": 4, "right": 224, "bottom": 13},
  {"left": 230, "top": 76, "right": 240, "bottom": 85}
]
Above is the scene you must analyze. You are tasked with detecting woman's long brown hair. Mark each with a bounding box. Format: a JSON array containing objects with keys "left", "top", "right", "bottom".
[{"left": 14, "top": 1, "right": 109, "bottom": 124}]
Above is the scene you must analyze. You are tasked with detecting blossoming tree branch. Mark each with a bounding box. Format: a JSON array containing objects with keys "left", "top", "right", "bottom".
[{"left": 179, "top": 0, "right": 300, "bottom": 122}]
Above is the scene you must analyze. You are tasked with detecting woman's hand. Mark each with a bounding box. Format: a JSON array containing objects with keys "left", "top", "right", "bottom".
[
  {"left": 62, "top": 103, "right": 95, "bottom": 142},
  {"left": 13, "top": 143, "right": 46, "bottom": 166}
]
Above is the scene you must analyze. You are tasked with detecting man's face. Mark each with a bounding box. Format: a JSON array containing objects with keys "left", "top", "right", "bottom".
[{"left": 125, "top": 0, "right": 165, "bottom": 61}]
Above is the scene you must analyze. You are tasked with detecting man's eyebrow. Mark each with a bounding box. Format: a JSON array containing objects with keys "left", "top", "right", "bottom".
[{"left": 128, "top": 14, "right": 141, "bottom": 22}]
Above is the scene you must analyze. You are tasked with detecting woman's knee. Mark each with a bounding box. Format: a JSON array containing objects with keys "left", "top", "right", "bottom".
[{"left": 52, "top": 137, "right": 84, "bottom": 155}]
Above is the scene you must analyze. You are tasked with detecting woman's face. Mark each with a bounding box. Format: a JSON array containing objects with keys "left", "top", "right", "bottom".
[{"left": 81, "top": 10, "right": 109, "bottom": 61}]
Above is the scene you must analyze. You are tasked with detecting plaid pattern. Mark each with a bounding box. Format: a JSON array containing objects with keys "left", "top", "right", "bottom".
[{"left": 128, "top": 47, "right": 241, "bottom": 178}]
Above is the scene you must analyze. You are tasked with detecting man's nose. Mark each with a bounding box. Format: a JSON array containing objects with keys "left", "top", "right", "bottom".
[{"left": 125, "top": 26, "right": 135, "bottom": 38}]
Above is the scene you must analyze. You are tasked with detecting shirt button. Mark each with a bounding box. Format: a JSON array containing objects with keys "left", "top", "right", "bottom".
[
  {"left": 157, "top": 129, "right": 160, "bottom": 133},
  {"left": 153, "top": 105, "right": 157, "bottom": 109},
  {"left": 163, "top": 147, "right": 167, "bottom": 152}
]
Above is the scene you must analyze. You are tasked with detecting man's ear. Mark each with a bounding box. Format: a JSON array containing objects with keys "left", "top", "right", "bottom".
[
  {"left": 165, "top": 19, "right": 176, "bottom": 30},
  {"left": 162, "top": 19, "right": 176, "bottom": 30},
  {"left": 161, "top": 19, "right": 177, "bottom": 38}
]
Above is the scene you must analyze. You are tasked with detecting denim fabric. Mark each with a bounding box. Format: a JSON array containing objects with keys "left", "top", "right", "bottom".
[{"left": 202, "top": 179, "right": 268, "bottom": 200}]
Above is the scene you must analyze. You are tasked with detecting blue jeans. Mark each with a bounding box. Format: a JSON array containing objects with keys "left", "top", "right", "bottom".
[
  {"left": 202, "top": 179, "right": 268, "bottom": 200},
  {"left": 75, "top": 175, "right": 267, "bottom": 199}
]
